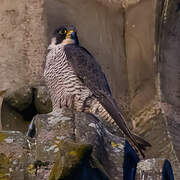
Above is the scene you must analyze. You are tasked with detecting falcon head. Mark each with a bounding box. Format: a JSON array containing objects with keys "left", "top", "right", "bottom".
[{"left": 52, "top": 26, "right": 79, "bottom": 45}]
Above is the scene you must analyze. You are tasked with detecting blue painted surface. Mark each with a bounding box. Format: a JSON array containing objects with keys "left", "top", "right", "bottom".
[
  {"left": 162, "top": 159, "right": 174, "bottom": 180},
  {"left": 123, "top": 140, "right": 140, "bottom": 180}
]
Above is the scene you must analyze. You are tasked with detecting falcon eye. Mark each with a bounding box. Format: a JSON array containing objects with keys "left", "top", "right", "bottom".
[{"left": 59, "top": 29, "right": 67, "bottom": 35}]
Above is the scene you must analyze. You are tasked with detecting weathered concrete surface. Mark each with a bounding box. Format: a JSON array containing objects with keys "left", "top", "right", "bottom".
[
  {"left": 0, "top": 0, "right": 46, "bottom": 94},
  {"left": 132, "top": 1, "right": 180, "bottom": 178},
  {"left": 157, "top": 0, "right": 180, "bottom": 178},
  {"left": 160, "top": 0, "right": 180, "bottom": 142},
  {"left": 125, "top": 0, "right": 156, "bottom": 113},
  {"left": 126, "top": 0, "right": 180, "bottom": 178}
]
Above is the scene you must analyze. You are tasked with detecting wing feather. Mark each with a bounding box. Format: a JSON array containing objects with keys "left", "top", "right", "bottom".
[
  {"left": 64, "top": 44, "right": 112, "bottom": 96},
  {"left": 64, "top": 44, "right": 150, "bottom": 157}
]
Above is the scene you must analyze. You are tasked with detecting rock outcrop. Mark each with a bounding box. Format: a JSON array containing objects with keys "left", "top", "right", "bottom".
[
  {"left": 0, "top": 109, "right": 129, "bottom": 179},
  {"left": 31, "top": 109, "right": 126, "bottom": 179}
]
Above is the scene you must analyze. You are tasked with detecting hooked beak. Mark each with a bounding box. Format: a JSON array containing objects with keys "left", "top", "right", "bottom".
[{"left": 66, "top": 30, "right": 74, "bottom": 39}]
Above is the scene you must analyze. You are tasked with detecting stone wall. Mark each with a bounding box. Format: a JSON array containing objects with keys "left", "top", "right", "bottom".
[{"left": 0, "top": 0, "right": 46, "bottom": 94}]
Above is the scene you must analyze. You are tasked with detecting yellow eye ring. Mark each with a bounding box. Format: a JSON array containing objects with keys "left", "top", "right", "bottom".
[{"left": 59, "top": 29, "right": 67, "bottom": 35}]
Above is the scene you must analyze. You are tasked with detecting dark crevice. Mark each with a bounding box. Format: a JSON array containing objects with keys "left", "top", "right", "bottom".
[
  {"left": 59, "top": 158, "right": 109, "bottom": 180},
  {"left": 21, "top": 88, "right": 37, "bottom": 122},
  {"left": 176, "top": 2, "right": 180, "bottom": 12},
  {"left": 123, "top": 140, "right": 139, "bottom": 180},
  {"left": 2, "top": 88, "right": 38, "bottom": 133}
]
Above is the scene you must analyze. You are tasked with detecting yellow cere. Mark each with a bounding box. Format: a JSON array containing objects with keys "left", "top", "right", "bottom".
[
  {"left": 66, "top": 30, "right": 73, "bottom": 38},
  {"left": 111, "top": 141, "right": 120, "bottom": 148}
]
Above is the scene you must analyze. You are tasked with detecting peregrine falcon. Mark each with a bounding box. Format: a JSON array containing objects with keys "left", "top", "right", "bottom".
[{"left": 44, "top": 26, "right": 151, "bottom": 158}]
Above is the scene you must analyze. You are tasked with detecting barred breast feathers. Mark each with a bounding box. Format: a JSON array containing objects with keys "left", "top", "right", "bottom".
[{"left": 44, "top": 43, "right": 93, "bottom": 111}]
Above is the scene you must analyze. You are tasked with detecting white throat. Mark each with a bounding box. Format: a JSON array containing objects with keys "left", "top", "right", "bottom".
[
  {"left": 48, "top": 37, "right": 76, "bottom": 50},
  {"left": 61, "top": 38, "right": 75, "bottom": 45}
]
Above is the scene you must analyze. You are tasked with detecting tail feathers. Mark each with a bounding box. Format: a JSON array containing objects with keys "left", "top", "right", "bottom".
[{"left": 98, "top": 93, "right": 151, "bottom": 158}]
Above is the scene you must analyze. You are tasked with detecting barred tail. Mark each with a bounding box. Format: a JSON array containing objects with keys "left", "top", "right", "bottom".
[{"left": 97, "top": 94, "right": 151, "bottom": 158}]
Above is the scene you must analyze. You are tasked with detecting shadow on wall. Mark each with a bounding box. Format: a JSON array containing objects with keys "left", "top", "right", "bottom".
[
  {"left": 1, "top": 88, "right": 38, "bottom": 134},
  {"left": 1, "top": 87, "right": 52, "bottom": 134}
]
